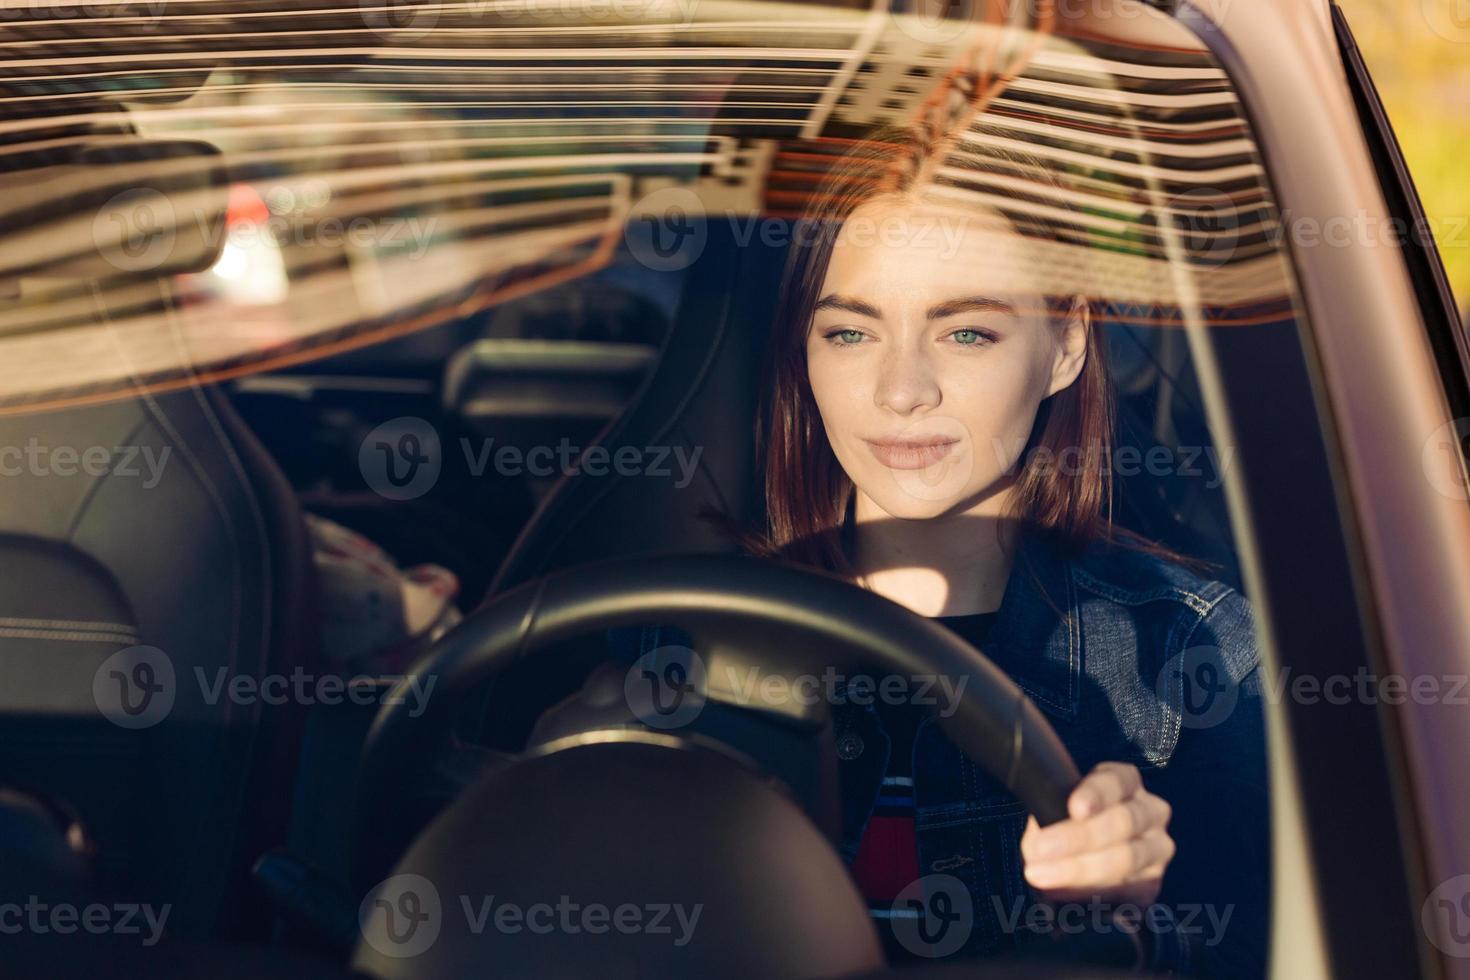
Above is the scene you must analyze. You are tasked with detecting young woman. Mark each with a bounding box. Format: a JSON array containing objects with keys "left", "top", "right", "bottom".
[
  {"left": 616, "top": 94, "right": 1269, "bottom": 974},
  {"left": 723, "top": 115, "right": 1272, "bottom": 976}
]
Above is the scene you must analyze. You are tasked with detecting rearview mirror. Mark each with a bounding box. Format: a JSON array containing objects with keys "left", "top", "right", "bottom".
[{"left": 0, "top": 138, "right": 228, "bottom": 282}]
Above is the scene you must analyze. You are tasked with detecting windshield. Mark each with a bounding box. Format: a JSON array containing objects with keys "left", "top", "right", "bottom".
[{"left": 0, "top": 2, "right": 1312, "bottom": 973}]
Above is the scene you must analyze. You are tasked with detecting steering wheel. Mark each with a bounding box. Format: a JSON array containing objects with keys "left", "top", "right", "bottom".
[{"left": 351, "top": 553, "right": 1082, "bottom": 895}]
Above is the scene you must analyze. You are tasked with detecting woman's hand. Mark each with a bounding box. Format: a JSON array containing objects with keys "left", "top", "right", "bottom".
[{"left": 1019, "top": 761, "right": 1175, "bottom": 906}]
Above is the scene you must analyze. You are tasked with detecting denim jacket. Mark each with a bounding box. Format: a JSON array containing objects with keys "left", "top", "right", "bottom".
[{"left": 608, "top": 528, "right": 1269, "bottom": 977}]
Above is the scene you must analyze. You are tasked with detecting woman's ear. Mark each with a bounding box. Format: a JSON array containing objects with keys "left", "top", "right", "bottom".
[{"left": 1045, "top": 294, "right": 1090, "bottom": 397}]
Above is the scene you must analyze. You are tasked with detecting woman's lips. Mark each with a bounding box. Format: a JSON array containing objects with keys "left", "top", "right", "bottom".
[{"left": 863, "top": 438, "right": 959, "bottom": 470}]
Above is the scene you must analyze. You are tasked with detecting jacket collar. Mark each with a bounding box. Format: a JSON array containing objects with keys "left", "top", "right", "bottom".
[{"left": 982, "top": 526, "right": 1081, "bottom": 719}]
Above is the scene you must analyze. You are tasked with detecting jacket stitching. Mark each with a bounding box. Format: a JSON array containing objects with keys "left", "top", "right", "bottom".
[{"left": 1071, "top": 566, "right": 1228, "bottom": 618}]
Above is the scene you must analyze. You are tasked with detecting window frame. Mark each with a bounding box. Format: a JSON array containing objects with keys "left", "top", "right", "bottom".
[{"left": 1172, "top": 0, "right": 1470, "bottom": 977}]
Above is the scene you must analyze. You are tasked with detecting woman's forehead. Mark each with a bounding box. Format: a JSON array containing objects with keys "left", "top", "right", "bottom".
[{"left": 821, "top": 199, "right": 1047, "bottom": 303}]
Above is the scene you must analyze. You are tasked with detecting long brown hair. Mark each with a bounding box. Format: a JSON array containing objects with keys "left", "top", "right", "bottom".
[{"left": 710, "top": 76, "right": 1194, "bottom": 578}]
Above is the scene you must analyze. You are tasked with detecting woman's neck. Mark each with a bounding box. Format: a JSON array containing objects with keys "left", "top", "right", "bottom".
[{"left": 848, "top": 491, "right": 1018, "bottom": 618}]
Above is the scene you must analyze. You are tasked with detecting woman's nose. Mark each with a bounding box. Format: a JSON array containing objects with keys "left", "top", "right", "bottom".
[{"left": 873, "top": 347, "right": 941, "bottom": 415}]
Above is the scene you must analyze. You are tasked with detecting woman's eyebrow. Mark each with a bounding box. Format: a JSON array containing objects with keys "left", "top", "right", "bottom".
[
  {"left": 926, "top": 295, "right": 1017, "bottom": 319},
  {"left": 813, "top": 294, "right": 882, "bottom": 318}
]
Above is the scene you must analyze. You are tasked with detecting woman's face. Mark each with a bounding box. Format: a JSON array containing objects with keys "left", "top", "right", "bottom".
[{"left": 805, "top": 197, "right": 1087, "bottom": 521}]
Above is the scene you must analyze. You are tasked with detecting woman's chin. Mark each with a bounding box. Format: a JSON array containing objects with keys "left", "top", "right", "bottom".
[
  {"left": 852, "top": 459, "right": 980, "bottom": 517},
  {"left": 858, "top": 485, "right": 967, "bottom": 522}
]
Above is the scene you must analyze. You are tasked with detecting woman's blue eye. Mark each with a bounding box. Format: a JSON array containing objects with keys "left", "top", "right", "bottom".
[
  {"left": 950, "top": 328, "right": 993, "bottom": 346},
  {"left": 831, "top": 329, "right": 865, "bottom": 345}
]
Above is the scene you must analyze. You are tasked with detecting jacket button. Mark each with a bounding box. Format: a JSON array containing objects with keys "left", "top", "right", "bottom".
[{"left": 836, "top": 733, "right": 864, "bottom": 760}]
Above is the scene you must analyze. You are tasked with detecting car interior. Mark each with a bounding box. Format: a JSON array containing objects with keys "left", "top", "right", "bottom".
[{"left": 0, "top": 0, "right": 1353, "bottom": 976}]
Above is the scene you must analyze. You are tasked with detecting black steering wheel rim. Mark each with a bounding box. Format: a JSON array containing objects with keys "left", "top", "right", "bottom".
[{"left": 351, "top": 553, "right": 1081, "bottom": 892}]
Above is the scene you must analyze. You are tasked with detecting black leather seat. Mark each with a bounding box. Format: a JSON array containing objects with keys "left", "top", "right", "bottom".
[
  {"left": 0, "top": 381, "right": 317, "bottom": 939},
  {"left": 487, "top": 221, "right": 782, "bottom": 595},
  {"left": 471, "top": 222, "right": 782, "bottom": 747}
]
